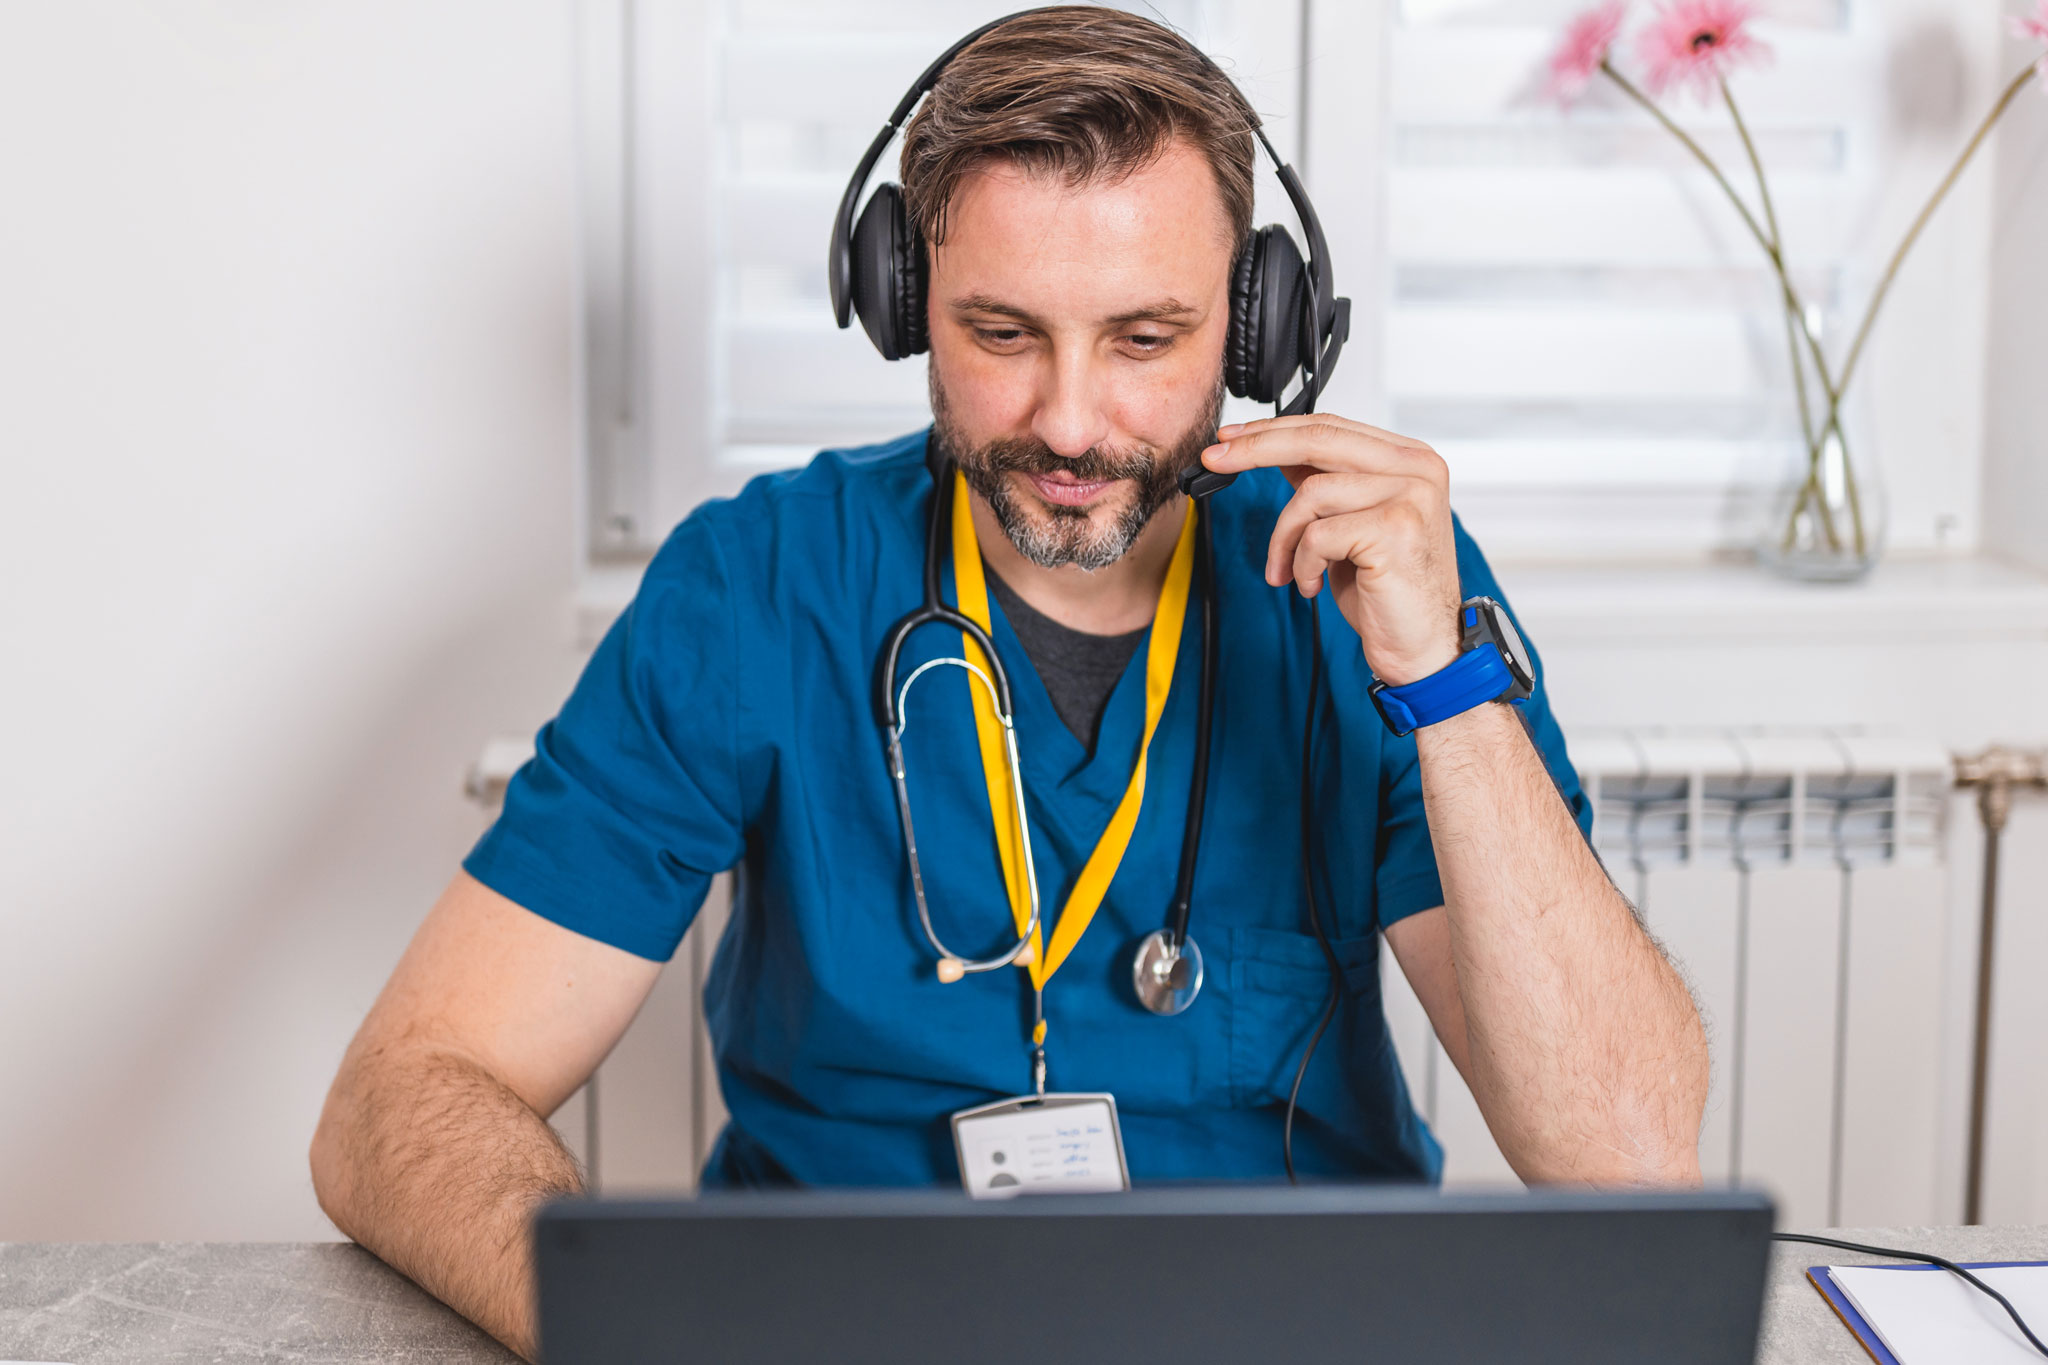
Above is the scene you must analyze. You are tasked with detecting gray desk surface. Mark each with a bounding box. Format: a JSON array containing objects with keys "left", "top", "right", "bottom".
[
  {"left": 4, "top": 1226, "right": 2045, "bottom": 1363},
  {"left": 0, "top": 1243, "right": 517, "bottom": 1364}
]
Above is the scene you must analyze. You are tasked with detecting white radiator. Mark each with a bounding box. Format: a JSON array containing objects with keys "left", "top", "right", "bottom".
[{"left": 1381, "top": 730, "right": 1953, "bottom": 1229}]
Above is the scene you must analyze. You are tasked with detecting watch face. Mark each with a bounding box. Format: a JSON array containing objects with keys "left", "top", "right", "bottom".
[{"left": 1480, "top": 599, "right": 1535, "bottom": 689}]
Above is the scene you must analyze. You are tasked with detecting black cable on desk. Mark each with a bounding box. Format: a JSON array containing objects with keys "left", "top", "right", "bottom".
[{"left": 1774, "top": 1231, "right": 2048, "bottom": 1358}]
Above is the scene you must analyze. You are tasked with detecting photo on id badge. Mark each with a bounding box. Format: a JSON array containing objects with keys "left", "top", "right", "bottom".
[{"left": 950, "top": 1093, "right": 1131, "bottom": 1198}]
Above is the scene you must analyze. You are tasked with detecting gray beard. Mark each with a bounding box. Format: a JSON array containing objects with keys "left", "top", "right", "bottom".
[{"left": 930, "top": 372, "right": 1223, "bottom": 571}]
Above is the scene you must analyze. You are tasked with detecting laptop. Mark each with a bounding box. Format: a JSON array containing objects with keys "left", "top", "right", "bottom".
[{"left": 535, "top": 1185, "right": 1774, "bottom": 1364}]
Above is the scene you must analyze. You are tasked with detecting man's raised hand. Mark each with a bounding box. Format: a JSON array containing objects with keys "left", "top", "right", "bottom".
[{"left": 1200, "top": 413, "right": 1462, "bottom": 686}]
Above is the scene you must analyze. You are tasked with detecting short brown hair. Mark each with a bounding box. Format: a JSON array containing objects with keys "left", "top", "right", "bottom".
[{"left": 899, "top": 7, "right": 1259, "bottom": 250}]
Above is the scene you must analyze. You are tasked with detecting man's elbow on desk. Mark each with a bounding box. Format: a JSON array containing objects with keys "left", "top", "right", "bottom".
[
  {"left": 1492, "top": 1009, "right": 1712, "bottom": 1190},
  {"left": 1486, "top": 1074, "right": 1710, "bottom": 1191}
]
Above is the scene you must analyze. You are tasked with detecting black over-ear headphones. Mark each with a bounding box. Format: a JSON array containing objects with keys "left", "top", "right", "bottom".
[{"left": 827, "top": 7, "right": 1351, "bottom": 472}]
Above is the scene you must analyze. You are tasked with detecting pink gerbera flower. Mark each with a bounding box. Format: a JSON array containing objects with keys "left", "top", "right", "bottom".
[
  {"left": 1637, "top": 0, "right": 1771, "bottom": 103},
  {"left": 2012, "top": 1, "right": 2048, "bottom": 92},
  {"left": 1548, "top": 2, "right": 1630, "bottom": 105}
]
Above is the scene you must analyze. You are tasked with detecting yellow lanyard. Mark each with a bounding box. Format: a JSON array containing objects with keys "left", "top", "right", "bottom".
[{"left": 949, "top": 469, "right": 1197, "bottom": 1052}]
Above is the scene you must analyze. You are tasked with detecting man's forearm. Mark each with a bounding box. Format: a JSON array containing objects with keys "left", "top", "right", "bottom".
[
  {"left": 310, "top": 1040, "right": 581, "bottom": 1361},
  {"left": 1416, "top": 700, "right": 1708, "bottom": 1184}
]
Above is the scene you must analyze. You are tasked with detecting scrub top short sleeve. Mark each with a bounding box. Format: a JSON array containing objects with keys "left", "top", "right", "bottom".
[
  {"left": 1365, "top": 516, "right": 1593, "bottom": 933},
  {"left": 464, "top": 515, "right": 746, "bottom": 963}
]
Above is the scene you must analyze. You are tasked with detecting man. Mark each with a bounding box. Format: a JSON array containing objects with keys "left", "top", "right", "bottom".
[{"left": 311, "top": 9, "right": 1708, "bottom": 1359}]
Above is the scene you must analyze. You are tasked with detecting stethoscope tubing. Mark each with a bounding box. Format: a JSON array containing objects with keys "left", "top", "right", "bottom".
[
  {"left": 877, "top": 458, "right": 1216, "bottom": 998},
  {"left": 886, "top": 654, "right": 1043, "bottom": 974}
]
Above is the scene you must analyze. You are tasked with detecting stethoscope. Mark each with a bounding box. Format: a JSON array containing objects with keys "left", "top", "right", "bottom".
[{"left": 876, "top": 458, "right": 1225, "bottom": 1016}]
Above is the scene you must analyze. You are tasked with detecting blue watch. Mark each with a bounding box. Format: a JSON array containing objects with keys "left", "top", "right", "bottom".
[{"left": 1369, "top": 597, "right": 1536, "bottom": 738}]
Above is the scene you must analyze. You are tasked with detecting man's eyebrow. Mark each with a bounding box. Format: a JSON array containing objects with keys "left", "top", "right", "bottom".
[
  {"left": 946, "top": 294, "right": 1201, "bottom": 325},
  {"left": 1104, "top": 299, "right": 1200, "bottom": 325},
  {"left": 947, "top": 293, "right": 1038, "bottom": 321}
]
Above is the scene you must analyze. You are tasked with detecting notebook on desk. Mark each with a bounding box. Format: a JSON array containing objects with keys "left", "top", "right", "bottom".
[{"left": 1808, "top": 1261, "right": 2048, "bottom": 1364}]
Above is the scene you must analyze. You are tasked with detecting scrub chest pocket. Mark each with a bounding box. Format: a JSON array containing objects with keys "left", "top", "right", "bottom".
[{"left": 1227, "top": 925, "right": 1385, "bottom": 1110}]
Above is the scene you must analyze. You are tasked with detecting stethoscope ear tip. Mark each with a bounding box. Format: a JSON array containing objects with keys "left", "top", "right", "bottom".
[{"left": 936, "top": 957, "right": 966, "bottom": 984}]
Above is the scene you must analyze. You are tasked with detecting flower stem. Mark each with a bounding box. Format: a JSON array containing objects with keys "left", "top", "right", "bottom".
[
  {"left": 1835, "top": 63, "right": 2040, "bottom": 399},
  {"left": 1602, "top": 62, "right": 1771, "bottom": 255},
  {"left": 1799, "top": 62, "right": 2036, "bottom": 559},
  {"left": 1604, "top": 60, "right": 1852, "bottom": 555},
  {"left": 1723, "top": 77, "right": 1807, "bottom": 441},
  {"left": 1721, "top": 76, "right": 1783, "bottom": 253},
  {"left": 1721, "top": 75, "right": 1851, "bottom": 554},
  {"left": 1601, "top": 62, "right": 1839, "bottom": 423}
]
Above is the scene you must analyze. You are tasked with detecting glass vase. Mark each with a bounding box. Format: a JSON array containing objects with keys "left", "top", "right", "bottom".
[{"left": 1755, "top": 326, "right": 1888, "bottom": 583}]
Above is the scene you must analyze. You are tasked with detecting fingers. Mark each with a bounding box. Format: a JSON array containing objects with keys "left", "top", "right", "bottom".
[
  {"left": 1219, "top": 411, "right": 1426, "bottom": 448},
  {"left": 1287, "top": 510, "right": 1380, "bottom": 599},
  {"left": 1215, "top": 414, "right": 1462, "bottom": 679},
  {"left": 1204, "top": 416, "right": 1447, "bottom": 481},
  {"left": 1264, "top": 470, "right": 1409, "bottom": 587},
  {"left": 1288, "top": 504, "right": 1428, "bottom": 599}
]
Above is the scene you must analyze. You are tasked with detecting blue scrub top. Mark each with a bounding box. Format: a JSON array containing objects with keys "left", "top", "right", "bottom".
[{"left": 465, "top": 430, "right": 1590, "bottom": 1188}]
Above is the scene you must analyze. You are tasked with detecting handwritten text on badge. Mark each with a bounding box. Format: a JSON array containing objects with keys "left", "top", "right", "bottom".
[{"left": 953, "top": 1097, "right": 1126, "bottom": 1199}]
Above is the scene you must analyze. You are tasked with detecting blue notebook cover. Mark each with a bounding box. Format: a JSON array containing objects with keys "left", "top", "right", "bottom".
[{"left": 1806, "top": 1261, "right": 2048, "bottom": 1365}]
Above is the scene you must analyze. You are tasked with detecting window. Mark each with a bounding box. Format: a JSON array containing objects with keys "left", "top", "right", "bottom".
[{"left": 586, "top": 0, "right": 2001, "bottom": 562}]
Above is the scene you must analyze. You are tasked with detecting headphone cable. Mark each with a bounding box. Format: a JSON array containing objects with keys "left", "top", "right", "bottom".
[
  {"left": 1283, "top": 594, "right": 1344, "bottom": 1184},
  {"left": 1164, "top": 498, "right": 1219, "bottom": 948}
]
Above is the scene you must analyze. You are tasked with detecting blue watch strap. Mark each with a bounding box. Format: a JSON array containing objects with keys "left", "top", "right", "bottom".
[{"left": 1370, "top": 642, "right": 1517, "bottom": 738}]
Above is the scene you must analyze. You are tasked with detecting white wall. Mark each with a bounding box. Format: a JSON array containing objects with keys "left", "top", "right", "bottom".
[
  {"left": 1956, "top": 33, "right": 2048, "bottom": 1226},
  {"left": 0, "top": 1, "right": 585, "bottom": 1240},
  {"left": 1982, "top": 19, "right": 2048, "bottom": 569}
]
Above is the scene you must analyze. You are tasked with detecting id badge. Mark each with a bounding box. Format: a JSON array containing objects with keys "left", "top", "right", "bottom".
[{"left": 950, "top": 1092, "right": 1130, "bottom": 1199}]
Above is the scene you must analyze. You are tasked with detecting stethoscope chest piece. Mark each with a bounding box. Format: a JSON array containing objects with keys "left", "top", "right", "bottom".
[{"left": 1132, "top": 928, "right": 1204, "bottom": 1016}]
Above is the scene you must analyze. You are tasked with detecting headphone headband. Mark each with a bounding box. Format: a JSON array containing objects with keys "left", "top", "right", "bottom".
[{"left": 830, "top": 11, "right": 1033, "bottom": 328}]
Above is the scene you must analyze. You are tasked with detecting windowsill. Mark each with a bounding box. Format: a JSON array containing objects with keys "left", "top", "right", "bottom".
[
  {"left": 1491, "top": 554, "right": 2048, "bottom": 646},
  {"left": 573, "top": 554, "right": 2048, "bottom": 653}
]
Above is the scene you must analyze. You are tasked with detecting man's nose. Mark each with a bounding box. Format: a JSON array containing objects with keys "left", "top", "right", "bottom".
[{"left": 1029, "top": 350, "right": 1111, "bottom": 459}]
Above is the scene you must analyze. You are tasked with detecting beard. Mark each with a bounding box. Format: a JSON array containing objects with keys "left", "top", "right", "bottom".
[{"left": 930, "top": 370, "right": 1224, "bottom": 572}]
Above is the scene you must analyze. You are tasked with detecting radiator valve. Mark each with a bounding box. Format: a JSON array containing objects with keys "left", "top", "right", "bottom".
[{"left": 1953, "top": 747, "right": 2048, "bottom": 832}]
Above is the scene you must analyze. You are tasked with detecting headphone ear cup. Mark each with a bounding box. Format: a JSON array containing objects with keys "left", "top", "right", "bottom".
[
  {"left": 1224, "top": 232, "right": 1262, "bottom": 400},
  {"left": 1251, "top": 225, "right": 1308, "bottom": 405},
  {"left": 895, "top": 198, "right": 928, "bottom": 358},
  {"left": 849, "top": 183, "right": 928, "bottom": 360}
]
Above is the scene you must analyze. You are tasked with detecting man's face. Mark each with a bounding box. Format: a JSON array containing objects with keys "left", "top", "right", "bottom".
[{"left": 926, "top": 138, "right": 1235, "bottom": 571}]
